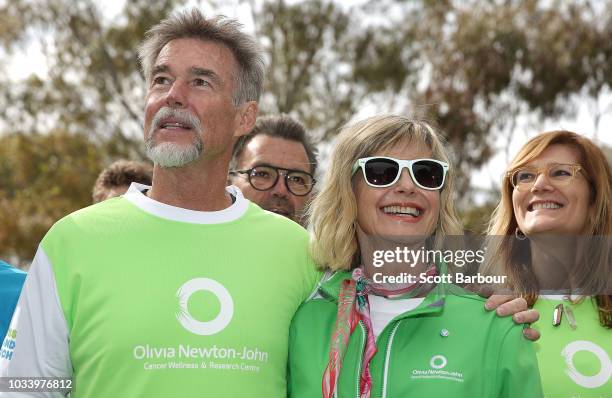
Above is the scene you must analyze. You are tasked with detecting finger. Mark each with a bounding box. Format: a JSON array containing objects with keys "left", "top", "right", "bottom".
[
  {"left": 522, "top": 327, "right": 540, "bottom": 342},
  {"left": 484, "top": 294, "right": 516, "bottom": 311},
  {"left": 495, "top": 297, "right": 528, "bottom": 316},
  {"left": 513, "top": 309, "right": 540, "bottom": 325},
  {"left": 477, "top": 284, "right": 494, "bottom": 299}
]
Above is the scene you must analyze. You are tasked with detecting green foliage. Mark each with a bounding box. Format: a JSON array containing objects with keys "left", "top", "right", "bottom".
[
  {"left": 0, "top": 0, "right": 182, "bottom": 154},
  {"left": 255, "top": 0, "right": 357, "bottom": 138},
  {"left": 459, "top": 201, "right": 498, "bottom": 235},
  {"left": 356, "top": 0, "right": 612, "bottom": 194},
  {"left": 0, "top": 131, "right": 104, "bottom": 264}
]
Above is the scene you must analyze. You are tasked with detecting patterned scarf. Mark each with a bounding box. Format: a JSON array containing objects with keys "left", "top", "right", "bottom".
[{"left": 322, "top": 266, "right": 437, "bottom": 398}]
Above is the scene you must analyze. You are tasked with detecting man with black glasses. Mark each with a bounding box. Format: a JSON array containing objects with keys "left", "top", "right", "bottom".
[{"left": 229, "top": 114, "right": 318, "bottom": 225}]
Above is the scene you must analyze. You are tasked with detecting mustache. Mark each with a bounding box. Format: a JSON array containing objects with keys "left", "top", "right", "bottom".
[
  {"left": 149, "top": 107, "right": 202, "bottom": 136},
  {"left": 261, "top": 197, "right": 295, "bottom": 215}
]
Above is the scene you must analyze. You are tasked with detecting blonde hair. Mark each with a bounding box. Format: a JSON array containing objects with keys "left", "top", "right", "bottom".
[
  {"left": 309, "top": 114, "right": 462, "bottom": 271},
  {"left": 485, "top": 130, "right": 611, "bottom": 327}
]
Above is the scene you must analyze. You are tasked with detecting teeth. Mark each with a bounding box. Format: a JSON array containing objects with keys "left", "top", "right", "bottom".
[
  {"left": 162, "top": 122, "right": 188, "bottom": 128},
  {"left": 532, "top": 202, "right": 562, "bottom": 210},
  {"left": 382, "top": 206, "right": 420, "bottom": 216}
]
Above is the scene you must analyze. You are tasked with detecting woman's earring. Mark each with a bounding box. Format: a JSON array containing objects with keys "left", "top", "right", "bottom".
[{"left": 515, "top": 227, "right": 527, "bottom": 241}]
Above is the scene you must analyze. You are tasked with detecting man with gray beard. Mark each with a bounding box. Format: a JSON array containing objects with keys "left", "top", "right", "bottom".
[
  {"left": 0, "top": 9, "right": 321, "bottom": 397},
  {"left": 145, "top": 107, "right": 203, "bottom": 168}
]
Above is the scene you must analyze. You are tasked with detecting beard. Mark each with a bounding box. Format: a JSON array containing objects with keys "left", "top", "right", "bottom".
[
  {"left": 260, "top": 196, "right": 296, "bottom": 222},
  {"left": 146, "top": 140, "right": 203, "bottom": 168},
  {"left": 145, "top": 107, "right": 204, "bottom": 168}
]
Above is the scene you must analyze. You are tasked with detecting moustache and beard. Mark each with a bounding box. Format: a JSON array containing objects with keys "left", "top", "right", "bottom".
[
  {"left": 146, "top": 109, "right": 306, "bottom": 223},
  {"left": 260, "top": 196, "right": 307, "bottom": 224},
  {"left": 145, "top": 107, "right": 204, "bottom": 168}
]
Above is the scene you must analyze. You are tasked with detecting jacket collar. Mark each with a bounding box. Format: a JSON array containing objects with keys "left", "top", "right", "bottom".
[{"left": 316, "top": 262, "right": 458, "bottom": 317}]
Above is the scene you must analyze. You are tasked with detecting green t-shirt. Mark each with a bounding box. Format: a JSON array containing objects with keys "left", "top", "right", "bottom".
[
  {"left": 0, "top": 184, "right": 321, "bottom": 397},
  {"left": 533, "top": 296, "right": 611, "bottom": 398}
]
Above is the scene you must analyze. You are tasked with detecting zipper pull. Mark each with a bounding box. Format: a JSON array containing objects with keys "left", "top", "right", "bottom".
[
  {"left": 552, "top": 303, "right": 563, "bottom": 327},
  {"left": 564, "top": 305, "right": 577, "bottom": 330}
]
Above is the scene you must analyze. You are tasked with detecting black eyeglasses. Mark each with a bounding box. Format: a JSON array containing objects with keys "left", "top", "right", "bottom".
[
  {"left": 230, "top": 165, "right": 316, "bottom": 196},
  {"left": 352, "top": 157, "right": 449, "bottom": 190}
]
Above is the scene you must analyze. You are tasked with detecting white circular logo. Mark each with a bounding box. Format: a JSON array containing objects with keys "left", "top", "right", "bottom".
[
  {"left": 561, "top": 340, "right": 611, "bottom": 389},
  {"left": 430, "top": 355, "right": 447, "bottom": 369},
  {"left": 176, "top": 278, "right": 233, "bottom": 336}
]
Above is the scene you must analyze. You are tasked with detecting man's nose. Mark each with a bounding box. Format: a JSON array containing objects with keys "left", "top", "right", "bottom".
[
  {"left": 166, "top": 80, "right": 188, "bottom": 108},
  {"left": 270, "top": 172, "right": 290, "bottom": 197}
]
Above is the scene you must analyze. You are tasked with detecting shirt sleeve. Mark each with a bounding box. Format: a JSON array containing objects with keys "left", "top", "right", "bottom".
[
  {"left": 0, "top": 247, "right": 72, "bottom": 397},
  {"left": 497, "top": 324, "right": 543, "bottom": 398}
]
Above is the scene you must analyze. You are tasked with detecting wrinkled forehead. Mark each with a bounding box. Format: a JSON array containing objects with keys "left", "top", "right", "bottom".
[{"left": 153, "top": 38, "right": 238, "bottom": 81}]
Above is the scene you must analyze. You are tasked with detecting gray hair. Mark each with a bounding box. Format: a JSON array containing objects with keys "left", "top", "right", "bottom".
[{"left": 138, "top": 8, "right": 265, "bottom": 106}]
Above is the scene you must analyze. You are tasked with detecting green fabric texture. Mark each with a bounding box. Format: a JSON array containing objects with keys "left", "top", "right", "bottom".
[
  {"left": 533, "top": 297, "right": 611, "bottom": 398},
  {"left": 41, "top": 196, "right": 320, "bottom": 397},
  {"left": 288, "top": 271, "right": 543, "bottom": 398}
]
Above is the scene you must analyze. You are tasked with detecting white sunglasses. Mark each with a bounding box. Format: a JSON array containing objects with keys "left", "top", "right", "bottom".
[{"left": 352, "top": 156, "right": 449, "bottom": 190}]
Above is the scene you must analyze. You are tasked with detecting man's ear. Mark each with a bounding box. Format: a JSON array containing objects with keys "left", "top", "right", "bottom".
[{"left": 234, "top": 101, "right": 258, "bottom": 138}]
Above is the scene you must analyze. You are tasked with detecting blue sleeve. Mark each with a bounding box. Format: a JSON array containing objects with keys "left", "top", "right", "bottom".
[{"left": 0, "top": 264, "right": 26, "bottom": 340}]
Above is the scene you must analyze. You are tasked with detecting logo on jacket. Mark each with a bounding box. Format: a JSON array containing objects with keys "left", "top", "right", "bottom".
[
  {"left": 176, "top": 278, "right": 234, "bottom": 336},
  {"left": 430, "top": 355, "right": 448, "bottom": 369},
  {"left": 561, "top": 340, "right": 611, "bottom": 389},
  {"left": 411, "top": 354, "right": 464, "bottom": 382}
]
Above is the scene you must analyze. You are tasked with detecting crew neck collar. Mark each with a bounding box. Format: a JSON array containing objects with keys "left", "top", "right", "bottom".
[{"left": 123, "top": 182, "right": 249, "bottom": 224}]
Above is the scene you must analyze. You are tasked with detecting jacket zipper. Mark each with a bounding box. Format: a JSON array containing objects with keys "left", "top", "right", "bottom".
[
  {"left": 380, "top": 322, "right": 400, "bottom": 398},
  {"left": 355, "top": 320, "right": 366, "bottom": 398}
]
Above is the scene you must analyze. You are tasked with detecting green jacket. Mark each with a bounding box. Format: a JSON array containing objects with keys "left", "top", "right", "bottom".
[{"left": 288, "top": 271, "right": 543, "bottom": 398}]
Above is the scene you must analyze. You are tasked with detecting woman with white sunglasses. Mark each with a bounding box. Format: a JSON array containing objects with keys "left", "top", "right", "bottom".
[{"left": 287, "top": 114, "right": 542, "bottom": 397}]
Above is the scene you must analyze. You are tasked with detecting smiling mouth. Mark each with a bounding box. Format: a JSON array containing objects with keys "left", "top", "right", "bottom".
[
  {"left": 528, "top": 201, "right": 563, "bottom": 211},
  {"left": 381, "top": 205, "right": 422, "bottom": 217},
  {"left": 159, "top": 121, "right": 192, "bottom": 130}
]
